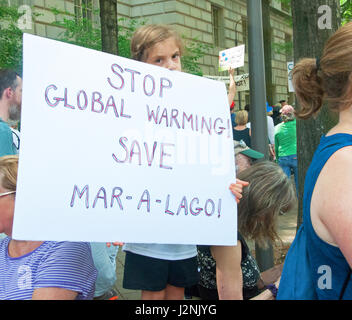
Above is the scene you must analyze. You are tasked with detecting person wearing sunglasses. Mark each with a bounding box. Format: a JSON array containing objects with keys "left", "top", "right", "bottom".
[{"left": 0, "top": 155, "right": 97, "bottom": 300}]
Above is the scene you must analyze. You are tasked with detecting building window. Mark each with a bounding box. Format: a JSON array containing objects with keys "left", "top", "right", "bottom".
[
  {"left": 74, "top": 0, "right": 93, "bottom": 22},
  {"left": 285, "top": 33, "right": 293, "bottom": 61},
  {"left": 241, "top": 16, "right": 247, "bottom": 47},
  {"left": 245, "top": 94, "right": 250, "bottom": 107},
  {"left": 211, "top": 5, "right": 224, "bottom": 47},
  {"left": 281, "top": 1, "right": 290, "bottom": 13}
]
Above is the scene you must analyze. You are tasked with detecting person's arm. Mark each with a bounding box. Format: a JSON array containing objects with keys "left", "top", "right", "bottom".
[
  {"left": 260, "top": 263, "right": 283, "bottom": 285},
  {"left": 32, "top": 288, "right": 78, "bottom": 300},
  {"left": 267, "top": 117, "right": 275, "bottom": 145},
  {"left": 313, "top": 146, "right": 352, "bottom": 268},
  {"left": 250, "top": 277, "right": 281, "bottom": 300},
  {"left": 274, "top": 129, "right": 279, "bottom": 161},
  {"left": 33, "top": 242, "right": 97, "bottom": 300},
  {"left": 210, "top": 243, "right": 243, "bottom": 300},
  {"left": 227, "top": 68, "right": 237, "bottom": 106}
]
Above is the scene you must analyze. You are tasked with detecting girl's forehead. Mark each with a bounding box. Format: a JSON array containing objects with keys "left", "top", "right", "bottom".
[{"left": 148, "top": 38, "right": 180, "bottom": 54}]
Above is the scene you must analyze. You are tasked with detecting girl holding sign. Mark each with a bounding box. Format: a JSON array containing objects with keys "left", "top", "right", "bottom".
[
  {"left": 122, "top": 24, "right": 198, "bottom": 300},
  {"left": 121, "top": 24, "right": 246, "bottom": 300}
]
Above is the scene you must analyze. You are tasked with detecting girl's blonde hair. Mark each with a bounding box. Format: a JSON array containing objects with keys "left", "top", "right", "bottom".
[
  {"left": 235, "top": 110, "right": 248, "bottom": 126},
  {"left": 0, "top": 155, "right": 18, "bottom": 192},
  {"left": 293, "top": 22, "right": 352, "bottom": 119},
  {"left": 131, "top": 24, "right": 183, "bottom": 62},
  {"left": 237, "top": 161, "right": 296, "bottom": 248}
]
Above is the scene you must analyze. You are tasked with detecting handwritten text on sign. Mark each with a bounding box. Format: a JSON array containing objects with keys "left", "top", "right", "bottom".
[{"left": 12, "top": 34, "right": 237, "bottom": 245}]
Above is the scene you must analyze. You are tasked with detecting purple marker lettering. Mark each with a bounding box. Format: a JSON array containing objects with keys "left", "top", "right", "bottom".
[
  {"left": 165, "top": 194, "right": 175, "bottom": 215},
  {"left": 93, "top": 187, "right": 107, "bottom": 209},
  {"left": 70, "top": 185, "right": 89, "bottom": 209},
  {"left": 146, "top": 105, "right": 160, "bottom": 124},
  {"left": 77, "top": 90, "right": 88, "bottom": 110},
  {"left": 144, "top": 141, "right": 157, "bottom": 166},
  {"left": 160, "top": 77, "right": 172, "bottom": 98},
  {"left": 214, "top": 118, "right": 225, "bottom": 135},
  {"left": 129, "top": 140, "right": 142, "bottom": 165},
  {"left": 107, "top": 63, "right": 125, "bottom": 90},
  {"left": 205, "top": 199, "right": 215, "bottom": 216},
  {"left": 217, "top": 199, "right": 222, "bottom": 218},
  {"left": 120, "top": 98, "right": 131, "bottom": 118},
  {"left": 170, "top": 109, "right": 180, "bottom": 129},
  {"left": 182, "top": 112, "right": 194, "bottom": 130},
  {"left": 112, "top": 137, "right": 129, "bottom": 163},
  {"left": 201, "top": 116, "right": 212, "bottom": 135},
  {"left": 160, "top": 143, "right": 175, "bottom": 170},
  {"left": 143, "top": 74, "right": 155, "bottom": 96},
  {"left": 159, "top": 108, "right": 169, "bottom": 127},
  {"left": 125, "top": 68, "right": 141, "bottom": 92},
  {"left": 177, "top": 196, "right": 188, "bottom": 215},
  {"left": 92, "top": 91, "right": 104, "bottom": 113},
  {"left": 190, "top": 198, "right": 203, "bottom": 216},
  {"left": 137, "top": 189, "right": 151, "bottom": 212},
  {"left": 45, "top": 84, "right": 63, "bottom": 107},
  {"left": 105, "top": 95, "right": 119, "bottom": 118},
  {"left": 110, "top": 187, "right": 123, "bottom": 210},
  {"left": 64, "top": 88, "right": 75, "bottom": 109}
]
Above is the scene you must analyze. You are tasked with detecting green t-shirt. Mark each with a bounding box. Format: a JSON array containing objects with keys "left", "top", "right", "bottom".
[
  {"left": 274, "top": 119, "right": 297, "bottom": 158},
  {"left": 0, "top": 118, "right": 17, "bottom": 156}
]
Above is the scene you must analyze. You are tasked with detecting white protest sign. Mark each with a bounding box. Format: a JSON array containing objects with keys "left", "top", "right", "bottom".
[
  {"left": 234, "top": 73, "right": 250, "bottom": 92},
  {"left": 204, "top": 74, "right": 250, "bottom": 92},
  {"left": 219, "top": 45, "right": 245, "bottom": 72},
  {"left": 12, "top": 33, "right": 237, "bottom": 245},
  {"left": 287, "top": 61, "right": 295, "bottom": 92}
]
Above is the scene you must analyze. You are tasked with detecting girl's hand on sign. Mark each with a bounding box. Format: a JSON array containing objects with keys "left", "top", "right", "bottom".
[
  {"left": 229, "top": 179, "right": 249, "bottom": 204},
  {"left": 106, "top": 242, "right": 124, "bottom": 248}
]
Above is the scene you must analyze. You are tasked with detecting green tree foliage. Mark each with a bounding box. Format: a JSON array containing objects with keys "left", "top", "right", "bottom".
[
  {"left": 181, "top": 37, "right": 212, "bottom": 76},
  {"left": 1, "top": 2, "right": 210, "bottom": 76},
  {"left": 51, "top": 6, "right": 136, "bottom": 56},
  {"left": 341, "top": 0, "right": 352, "bottom": 24},
  {"left": 0, "top": 5, "right": 24, "bottom": 73},
  {"left": 52, "top": 7, "right": 210, "bottom": 76}
]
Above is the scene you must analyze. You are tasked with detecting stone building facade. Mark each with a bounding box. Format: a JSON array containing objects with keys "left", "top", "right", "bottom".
[{"left": 7, "top": 0, "right": 293, "bottom": 106}]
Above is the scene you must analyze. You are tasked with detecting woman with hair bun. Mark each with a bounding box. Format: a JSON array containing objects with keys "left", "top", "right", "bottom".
[{"left": 279, "top": 22, "right": 352, "bottom": 299}]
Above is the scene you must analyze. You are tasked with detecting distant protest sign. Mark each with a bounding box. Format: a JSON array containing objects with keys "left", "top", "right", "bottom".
[
  {"left": 12, "top": 34, "right": 238, "bottom": 245},
  {"left": 287, "top": 61, "right": 295, "bottom": 92},
  {"left": 219, "top": 45, "right": 245, "bottom": 72},
  {"left": 204, "top": 73, "right": 250, "bottom": 92}
]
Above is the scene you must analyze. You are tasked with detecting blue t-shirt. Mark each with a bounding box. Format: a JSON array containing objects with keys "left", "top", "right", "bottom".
[
  {"left": 0, "top": 237, "right": 97, "bottom": 300},
  {"left": 0, "top": 118, "right": 17, "bottom": 156}
]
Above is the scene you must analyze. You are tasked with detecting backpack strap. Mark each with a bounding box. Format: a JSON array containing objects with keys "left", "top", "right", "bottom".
[{"left": 339, "top": 269, "right": 352, "bottom": 300}]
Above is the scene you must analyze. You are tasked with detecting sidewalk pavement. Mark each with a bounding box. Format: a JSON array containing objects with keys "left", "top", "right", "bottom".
[{"left": 112, "top": 204, "right": 298, "bottom": 300}]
